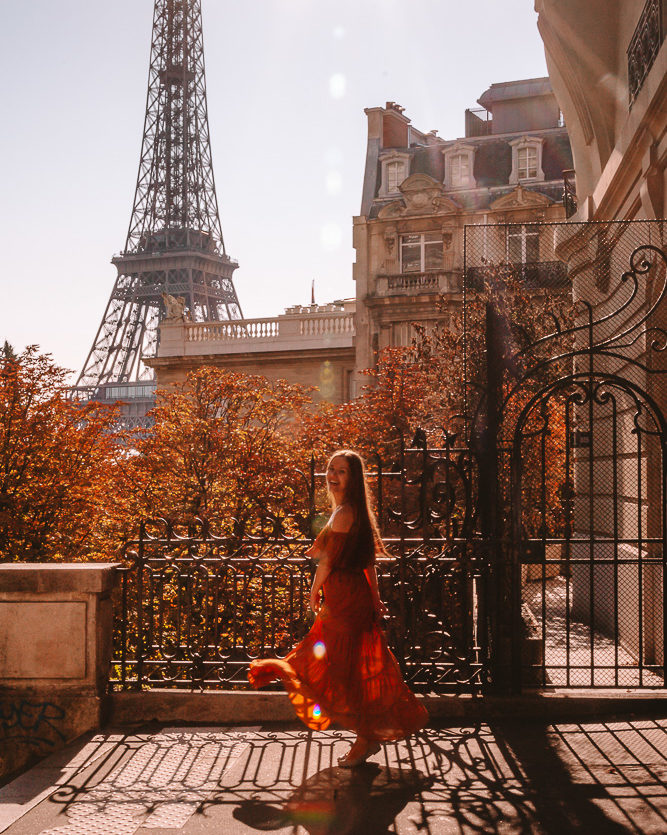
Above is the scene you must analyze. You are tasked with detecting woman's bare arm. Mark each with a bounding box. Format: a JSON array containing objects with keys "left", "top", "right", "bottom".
[
  {"left": 308, "top": 506, "right": 354, "bottom": 613},
  {"left": 309, "top": 557, "right": 331, "bottom": 613},
  {"left": 364, "top": 563, "right": 388, "bottom": 618}
]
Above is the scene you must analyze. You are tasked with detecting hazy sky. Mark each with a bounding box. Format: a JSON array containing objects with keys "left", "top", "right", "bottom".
[{"left": 0, "top": 0, "right": 549, "bottom": 375}]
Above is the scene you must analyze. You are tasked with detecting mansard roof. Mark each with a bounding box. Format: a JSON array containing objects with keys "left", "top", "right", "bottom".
[{"left": 368, "top": 128, "right": 572, "bottom": 216}]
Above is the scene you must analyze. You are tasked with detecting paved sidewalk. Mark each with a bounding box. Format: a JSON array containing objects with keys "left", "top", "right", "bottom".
[{"left": 1, "top": 716, "right": 667, "bottom": 834}]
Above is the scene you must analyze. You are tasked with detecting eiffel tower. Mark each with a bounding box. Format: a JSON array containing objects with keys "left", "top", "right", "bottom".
[{"left": 76, "top": 0, "right": 242, "bottom": 409}]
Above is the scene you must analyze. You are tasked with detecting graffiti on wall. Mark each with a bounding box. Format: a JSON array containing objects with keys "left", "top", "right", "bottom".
[{"left": 0, "top": 699, "right": 66, "bottom": 751}]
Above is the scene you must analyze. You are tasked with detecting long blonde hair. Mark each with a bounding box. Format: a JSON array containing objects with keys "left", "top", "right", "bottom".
[{"left": 327, "top": 449, "right": 383, "bottom": 568}]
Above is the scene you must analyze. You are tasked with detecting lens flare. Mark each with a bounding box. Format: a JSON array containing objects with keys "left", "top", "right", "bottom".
[
  {"left": 320, "top": 223, "right": 342, "bottom": 251},
  {"left": 313, "top": 704, "right": 322, "bottom": 718},
  {"left": 329, "top": 73, "right": 346, "bottom": 99},
  {"left": 313, "top": 641, "right": 326, "bottom": 659},
  {"left": 325, "top": 171, "right": 342, "bottom": 195}
]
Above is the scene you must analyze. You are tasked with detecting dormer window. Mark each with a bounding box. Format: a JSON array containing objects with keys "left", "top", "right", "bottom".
[
  {"left": 387, "top": 161, "right": 404, "bottom": 192},
  {"left": 442, "top": 142, "right": 477, "bottom": 190},
  {"left": 379, "top": 151, "right": 411, "bottom": 197},
  {"left": 509, "top": 136, "right": 545, "bottom": 184},
  {"left": 451, "top": 154, "right": 472, "bottom": 187},
  {"left": 517, "top": 146, "right": 538, "bottom": 179}
]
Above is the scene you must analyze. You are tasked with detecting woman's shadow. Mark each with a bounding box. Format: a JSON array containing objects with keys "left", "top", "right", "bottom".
[{"left": 234, "top": 761, "right": 432, "bottom": 835}]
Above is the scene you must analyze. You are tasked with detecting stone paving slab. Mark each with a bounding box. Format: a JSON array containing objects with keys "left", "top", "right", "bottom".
[{"left": 1, "top": 717, "right": 667, "bottom": 834}]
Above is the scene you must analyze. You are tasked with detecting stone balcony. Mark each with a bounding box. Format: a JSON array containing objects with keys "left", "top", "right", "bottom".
[
  {"left": 156, "top": 300, "right": 356, "bottom": 358},
  {"left": 373, "top": 270, "right": 461, "bottom": 297}
]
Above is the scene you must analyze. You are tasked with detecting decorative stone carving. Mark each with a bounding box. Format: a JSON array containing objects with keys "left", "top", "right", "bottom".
[
  {"left": 490, "top": 186, "right": 552, "bottom": 211},
  {"left": 377, "top": 201, "right": 405, "bottom": 219},
  {"left": 377, "top": 174, "right": 460, "bottom": 218},
  {"left": 383, "top": 224, "right": 397, "bottom": 254},
  {"left": 400, "top": 173, "right": 444, "bottom": 213},
  {"left": 162, "top": 292, "right": 187, "bottom": 321}
]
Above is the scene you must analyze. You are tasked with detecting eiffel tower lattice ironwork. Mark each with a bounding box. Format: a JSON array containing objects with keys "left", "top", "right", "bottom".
[{"left": 77, "top": 0, "right": 242, "bottom": 390}]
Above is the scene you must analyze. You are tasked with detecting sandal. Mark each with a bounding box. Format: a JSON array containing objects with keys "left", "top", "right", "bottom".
[{"left": 337, "top": 740, "right": 381, "bottom": 768}]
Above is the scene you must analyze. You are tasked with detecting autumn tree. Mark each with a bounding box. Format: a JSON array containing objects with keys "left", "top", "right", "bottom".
[
  {"left": 0, "top": 345, "right": 123, "bottom": 561},
  {"left": 124, "top": 367, "right": 314, "bottom": 534}
]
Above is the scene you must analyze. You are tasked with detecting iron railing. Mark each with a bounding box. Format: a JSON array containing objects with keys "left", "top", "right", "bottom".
[
  {"left": 109, "top": 221, "right": 667, "bottom": 695},
  {"left": 628, "top": 0, "right": 664, "bottom": 105},
  {"left": 464, "top": 220, "right": 667, "bottom": 691},
  {"left": 466, "top": 261, "right": 569, "bottom": 291},
  {"left": 563, "top": 169, "right": 577, "bottom": 218},
  {"left": 110, "top": 437, "right": 488, "bottom": 694}
]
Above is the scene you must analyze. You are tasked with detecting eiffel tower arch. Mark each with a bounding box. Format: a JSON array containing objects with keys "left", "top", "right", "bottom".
[{"left": 76, "top": 0, "right": 242, "bottom": 417}]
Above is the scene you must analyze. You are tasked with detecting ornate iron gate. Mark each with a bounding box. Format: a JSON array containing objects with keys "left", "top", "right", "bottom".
[{"left": 464, "top": 219, "right": 666, "bottom": 691}]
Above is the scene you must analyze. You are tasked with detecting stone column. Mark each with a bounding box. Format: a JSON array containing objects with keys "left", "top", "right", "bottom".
[{"left": 0, "top": 563, "right": 118, "bottom": 779}]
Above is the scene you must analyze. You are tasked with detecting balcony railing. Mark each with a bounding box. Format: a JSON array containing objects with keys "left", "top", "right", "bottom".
[
  {"left": 562, "top": 169, "right": 577, "bottom": 219},
  {"left": 375, "top": 271, "right": 456, "bottom": 297},
  {"left": 628, "top": 0, "right": 664, "bottom": 105},
  {"left": 466, "top": 261, "right": 570, "bottom": 291},
  {"left": 183, "top": 313, "right": 354, "bottom": 344}
]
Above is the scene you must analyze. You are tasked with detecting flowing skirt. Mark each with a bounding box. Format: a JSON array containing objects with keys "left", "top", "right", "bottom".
[{"left": 248, "top": 568, "right": 428, "bottom": 741}]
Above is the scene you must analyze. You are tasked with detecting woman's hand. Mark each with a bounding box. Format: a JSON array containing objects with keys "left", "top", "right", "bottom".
[
  {"left": 374, "top": 598, "right": 389, "bottom": 619},
  {"left": 309, "top": 589, "right": 321, "bottom": 614}
]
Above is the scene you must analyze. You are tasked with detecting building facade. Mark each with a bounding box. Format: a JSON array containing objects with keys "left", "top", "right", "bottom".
[
  {"left": 149, "top": 77, "right": 575, "bottom": 403},
  {"left": 353, "top": 78, "right": 574, "bottom": 377},
  {"left": 535, "top": 0, "right": 666, "bottom": 669},
  {"left": 536, "top": 0, "right": 666, "bottom": 222},
  {"left": 146, "top": 299, "right": 356, "bottom": 404}
]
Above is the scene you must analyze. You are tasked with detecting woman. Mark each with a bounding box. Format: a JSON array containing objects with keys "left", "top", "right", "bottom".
[{"left": 248, "top": 449, "right": 428, "bottom": 767}]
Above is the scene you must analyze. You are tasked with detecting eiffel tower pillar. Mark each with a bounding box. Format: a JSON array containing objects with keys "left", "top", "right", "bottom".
[{"left": 75, "top": 0, "right": 241, "bottom": 422}]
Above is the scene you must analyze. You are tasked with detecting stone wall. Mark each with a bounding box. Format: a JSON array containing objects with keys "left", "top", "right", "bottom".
[{"left": 0, "top": 564, "right": 118, "bottom": 780}]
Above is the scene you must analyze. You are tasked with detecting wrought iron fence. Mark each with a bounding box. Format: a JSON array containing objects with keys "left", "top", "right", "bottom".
[
  {"left": 110, "top": 435, "right": 488, "bottom": 693},
  {"left": 464, "top": 219, "right": 666, "bottom": 691},
  {"left": 110, "top": 220, "right": 666, "bottom": 695}
]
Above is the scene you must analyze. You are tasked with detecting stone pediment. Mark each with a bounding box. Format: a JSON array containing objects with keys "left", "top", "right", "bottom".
[
  {"left": 377, "top": 200, "right": 406, "bottom": 219},
  {"left": 377, "top": 174, "right": 460, "bottom": 217},
  {"left": 490, "top": 185, "right": 552, "bottom": 211}
]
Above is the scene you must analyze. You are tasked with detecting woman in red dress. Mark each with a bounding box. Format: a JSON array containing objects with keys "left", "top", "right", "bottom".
[{"left": 248, "top": 449, "right": 428, "bottom": 767}]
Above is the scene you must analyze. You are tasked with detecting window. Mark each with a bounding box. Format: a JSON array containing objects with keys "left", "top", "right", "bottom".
[
  {"left": 391, "top": 322, "right": 414, "bottom": 347},
  {"left": 507, "top": 224, "right": 539, "bottom": 264},
  {"left": 386, "top": 161, "right": 403, "bottom": 193},
  {"left": 379, "top": 151, "right": 411, "bottom": 196},
  {"left": 400, "top": 232, "right": 443, "bottom": 272},
  {"left": 442, "top": 142, "right": 476, "bottom": 189},
  {"left": 509, "top": 136, "right": 544, "bottom": 184},
  {"left": 517, "top": 146, "right": 537, "bottom": 180},
  {"left": 450, "top": 154, "right": 472, "bottom": 187}
]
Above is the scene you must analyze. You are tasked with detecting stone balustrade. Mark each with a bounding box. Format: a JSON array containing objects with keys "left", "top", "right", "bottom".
[{"left": 158, "top": 307, "right": 356, "bottom": 358}]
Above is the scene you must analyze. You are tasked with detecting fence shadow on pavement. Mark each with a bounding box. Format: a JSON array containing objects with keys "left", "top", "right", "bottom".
[
  {"left": 10, "top": 718, "right": 667, "bottom": 834},
  {"left": 495, "top": 717, "right": 667, "bottom": 835}
]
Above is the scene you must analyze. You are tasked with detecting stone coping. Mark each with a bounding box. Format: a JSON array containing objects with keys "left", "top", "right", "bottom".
[
  {"left": 0, "top": 563, "right": 120, "bottom": 594},
  {"left": 109, "top": 688, "right": 667, "bottom": 726}
]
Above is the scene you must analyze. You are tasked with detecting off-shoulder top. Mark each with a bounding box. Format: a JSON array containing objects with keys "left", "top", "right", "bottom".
[{"left": 310, "top": 514, "right": 377, "bottom": 572}]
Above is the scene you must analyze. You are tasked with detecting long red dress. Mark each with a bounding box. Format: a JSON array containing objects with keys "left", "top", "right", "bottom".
[{"left": 248, "top": 524, "right": 428, "bottom": 741}]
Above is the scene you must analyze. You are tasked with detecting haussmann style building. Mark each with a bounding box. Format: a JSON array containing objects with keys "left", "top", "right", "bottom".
[{"left": 149, "top": 77, "right": 575, "bottom": 403}]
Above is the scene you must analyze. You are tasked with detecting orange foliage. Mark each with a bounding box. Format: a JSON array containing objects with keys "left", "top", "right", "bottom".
[
  {"left": 0, "top": 345, "right": 123, "bottom": 561},
  {"left": 124, "top": 367, "right": 314, "bottom": 533}
]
